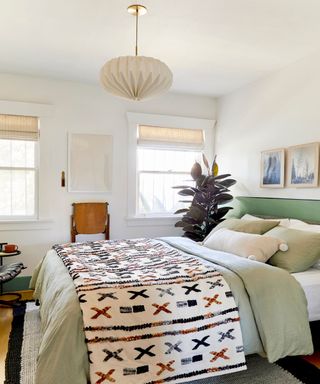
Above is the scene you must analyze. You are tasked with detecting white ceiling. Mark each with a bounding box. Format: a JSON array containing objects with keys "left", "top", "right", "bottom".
[{"left": 1, "top": 0, "right": 320, "bottom": 96}]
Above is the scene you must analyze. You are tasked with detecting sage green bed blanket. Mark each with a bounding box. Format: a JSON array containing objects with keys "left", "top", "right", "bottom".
[{"left": 30, "top": 237, "right": 313, "bottom": 384}]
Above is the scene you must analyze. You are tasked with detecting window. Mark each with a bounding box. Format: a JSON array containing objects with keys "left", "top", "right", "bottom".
[
  {"left": 137, "top": 124, "right": 205, "bottom": 215},
  {"left": 137, "top": 147, "right": 201, "bottom": 214},
  {"left": 127, "top": 112, "right": 215, "bottom": 221},
  {"left": 0, "top": 114, "right": 39, "bottom": 219}
]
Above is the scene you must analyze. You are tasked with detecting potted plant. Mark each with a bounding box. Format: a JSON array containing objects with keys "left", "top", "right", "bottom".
[{"left": 173, "top": 155, "right": 236, "bottom": 241}]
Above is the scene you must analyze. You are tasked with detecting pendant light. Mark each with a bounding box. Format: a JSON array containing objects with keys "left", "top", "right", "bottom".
[{"left": 100, "top": 4, "right": 173, "bottom": 101}]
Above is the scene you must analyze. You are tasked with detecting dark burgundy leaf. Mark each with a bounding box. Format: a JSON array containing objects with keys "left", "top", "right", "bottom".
[
  {"left": 196, "top": 175, "right": 206, "bottom": 187},
  {"left": 215, "top": 193, "right": 233, "bottom": 202},
  {"left": 217, "top": 179, "right": 236, "bottom": 188},
  {"left": 178, "top": 189, "right": 195, "bottom": 196},
  {"left": 172, "top": 185, "right": 194, "bottom": 189},
  {"left": 174, "top": 208, "right": 190, "bottom": 214},
  {"left": 191, "top": 162, "right": 202, "bottom": 180},
  {"left": 213, "top": 174, "right": 231, "bottom": 180}
]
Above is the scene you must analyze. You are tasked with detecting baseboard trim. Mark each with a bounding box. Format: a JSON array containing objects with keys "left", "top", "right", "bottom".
[{"left": 2, "top": 276, "right": 31, "bottom": 292}]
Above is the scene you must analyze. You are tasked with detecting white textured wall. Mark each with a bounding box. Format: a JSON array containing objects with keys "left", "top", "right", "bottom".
[
  {"left": 0, "top": 73, "right": 216, "bottom": 274},
  {"left": 216, "top": 51, "right": 320, "bottom": 199}
]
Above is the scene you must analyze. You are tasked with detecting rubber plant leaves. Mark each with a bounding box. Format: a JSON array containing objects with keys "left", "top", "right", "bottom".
[{"left": 173, "top": 154, "right": 236, "bottom": 241}]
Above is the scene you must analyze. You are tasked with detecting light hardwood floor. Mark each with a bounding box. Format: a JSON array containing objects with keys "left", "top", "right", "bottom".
[{"left": 0, "top": 290, "right": 34, "bottom": 383}]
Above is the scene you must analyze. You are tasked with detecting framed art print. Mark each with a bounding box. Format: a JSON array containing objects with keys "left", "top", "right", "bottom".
[
  {"left": 287, "top": 142, "right": 319, "bottom": 188},
  {"left": 68, "top": 133, "right": 113, "bottom": 192},
  {"left": 260, "top": 148, "right": 285, "bottom": 188}
]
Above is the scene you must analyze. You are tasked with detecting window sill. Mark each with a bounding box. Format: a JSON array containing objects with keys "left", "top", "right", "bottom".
[
  {"left": 126, "top": 215, "right": 181, "bottom": 227},
  {"left": 0, "top": 219, "right": 54, "bottom": 231}
]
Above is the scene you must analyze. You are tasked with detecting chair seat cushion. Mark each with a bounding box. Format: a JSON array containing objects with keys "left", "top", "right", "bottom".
[{"left": 0, "top": 262, "right": 24, "bottom": 283}]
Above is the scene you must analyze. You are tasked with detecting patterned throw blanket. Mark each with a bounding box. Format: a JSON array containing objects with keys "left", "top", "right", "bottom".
[{"left": 53, "top": 239, "right": 246, "bottom": 384}]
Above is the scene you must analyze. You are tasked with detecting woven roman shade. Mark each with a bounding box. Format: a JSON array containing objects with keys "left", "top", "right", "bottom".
[
  {"left": 138, "top": 125, "right": 204, "bottom": 149},
  {"left": 0, "top": 114, "right": 39, "bottom": 141}
]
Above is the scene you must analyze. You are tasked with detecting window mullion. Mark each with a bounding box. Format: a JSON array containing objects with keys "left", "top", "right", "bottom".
[
  {"left": 0, "top": 166, "right": 36, "bottom": 171},
  {"left": 138, "top": 170, "right": 191, "bottom": 175}
]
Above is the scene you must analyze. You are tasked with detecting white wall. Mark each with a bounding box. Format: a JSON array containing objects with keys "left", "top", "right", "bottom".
[
  {"left": 216, "top": 50, "right": 320, "bottom": 199},
  {"left": 0, "top": 73, "right": 216, "bottom": 274}
]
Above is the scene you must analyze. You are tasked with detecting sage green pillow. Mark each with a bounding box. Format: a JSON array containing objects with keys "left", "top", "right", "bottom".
[
  {"left": 208, "top": 218, "right": 280, "bottom": 237},
  {"left": 265, "top": 226, "right": 320, "bottom": 272}
]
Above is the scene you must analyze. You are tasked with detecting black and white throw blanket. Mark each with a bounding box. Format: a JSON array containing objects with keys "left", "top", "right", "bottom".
[{"left": 53, "top": 238, "right": 246, "bottom": 384}]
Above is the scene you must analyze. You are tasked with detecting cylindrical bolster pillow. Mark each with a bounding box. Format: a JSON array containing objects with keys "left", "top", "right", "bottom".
[{"left": 202, "top": 228, "right": 288, "bottom": 263}]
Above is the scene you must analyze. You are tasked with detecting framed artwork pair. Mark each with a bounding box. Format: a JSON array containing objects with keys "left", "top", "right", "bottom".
[{"left": 261, "top": 142, "right": 319, "bottom": 188}]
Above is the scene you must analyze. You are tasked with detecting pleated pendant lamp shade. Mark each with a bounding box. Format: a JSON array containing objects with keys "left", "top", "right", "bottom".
[
  {"left": 100, "top": 4, "right": 173, "bottom": 101},
  {"left": 100, "top": 56, "right": 173, "bottom": 101}
]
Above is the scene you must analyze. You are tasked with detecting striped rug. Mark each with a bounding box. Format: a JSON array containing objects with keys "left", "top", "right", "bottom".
[
  {"left": 4, "top": 302, "right": 320, "bottom": 383},
  {"left": 5, "top": 301, "right": 41, "bottom": 384}
]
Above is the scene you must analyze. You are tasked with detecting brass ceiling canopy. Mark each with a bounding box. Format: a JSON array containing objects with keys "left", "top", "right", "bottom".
[{"left": 127, "top": 4, "right": 147, "bottom": 16}]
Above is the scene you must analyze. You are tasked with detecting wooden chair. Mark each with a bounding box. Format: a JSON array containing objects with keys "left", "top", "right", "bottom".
[{"left": 71, "top": 202, "right": 110, "bottom": 242}]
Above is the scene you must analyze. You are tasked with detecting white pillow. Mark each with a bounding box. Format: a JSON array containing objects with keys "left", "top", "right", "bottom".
[
  {"left": 203, "top": 228, "right": 288, "bottom": 263},
  {"left": 241, "top": 214, "right": 290, "bottom": 227},
  {"left": 288, "top": 219, "right": 320, "bottom": 233}
]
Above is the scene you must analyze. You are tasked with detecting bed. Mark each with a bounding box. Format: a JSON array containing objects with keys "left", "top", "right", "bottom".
[
  {"left": 292, "top": 268, "right": 320, "bottom": 322},
  {"left": 30, "top": 197, "right": 320, "bottom": 384}
]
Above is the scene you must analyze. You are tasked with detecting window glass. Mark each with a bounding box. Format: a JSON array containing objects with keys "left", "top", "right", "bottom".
[
  {"left": 137, "top": 148, "right": 201, "bottom": 214},
  {"left": 0, "top": 139, "right": 37, "bottom": 218}
]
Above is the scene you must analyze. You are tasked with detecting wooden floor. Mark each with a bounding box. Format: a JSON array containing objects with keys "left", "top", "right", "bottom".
[{"left": 0, "top": 290, "right": 33, "bottom": 384}]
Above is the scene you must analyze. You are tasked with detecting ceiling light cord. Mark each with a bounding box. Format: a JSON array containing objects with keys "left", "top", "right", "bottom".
[{"left": 135, "top": 7, "right": 139, "bottom": 56}]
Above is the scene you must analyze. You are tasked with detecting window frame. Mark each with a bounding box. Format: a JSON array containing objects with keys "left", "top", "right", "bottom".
[
  {"left": 0, "top": 139, "right": 39, "bottom": 220},
  {"left": 0, "top": 100, "right": 53, "bottom": 226},
  {"left": 127, "top": 112, "right": 215, "bottom": 223}
]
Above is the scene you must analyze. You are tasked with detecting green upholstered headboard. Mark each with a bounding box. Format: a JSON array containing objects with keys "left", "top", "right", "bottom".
[{"left": 230, "top": 196, "right": 320, "bottom": 223}]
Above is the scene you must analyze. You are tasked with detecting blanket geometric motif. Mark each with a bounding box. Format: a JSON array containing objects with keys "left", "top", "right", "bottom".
[{"left": 53, "top": 238, "right": 246, "bottom": 384}]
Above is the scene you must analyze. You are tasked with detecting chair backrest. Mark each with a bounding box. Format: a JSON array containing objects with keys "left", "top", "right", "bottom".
[{"left": 71, "top": 202, "right": 110, "bottom": 242}]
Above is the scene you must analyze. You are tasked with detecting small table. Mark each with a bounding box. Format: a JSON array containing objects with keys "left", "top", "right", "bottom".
[{"left": 0, "top": 250, "right": 21, "bottom": 266}]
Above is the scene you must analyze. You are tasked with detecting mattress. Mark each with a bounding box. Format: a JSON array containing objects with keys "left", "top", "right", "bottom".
[{"left": 292, "top": 268, "right": 320, "bottom": 322}]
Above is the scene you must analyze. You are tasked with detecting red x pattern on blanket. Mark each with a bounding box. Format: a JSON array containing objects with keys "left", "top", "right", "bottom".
[{"left": 53, "top": 238, "right": 246, "bottom": 384}]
